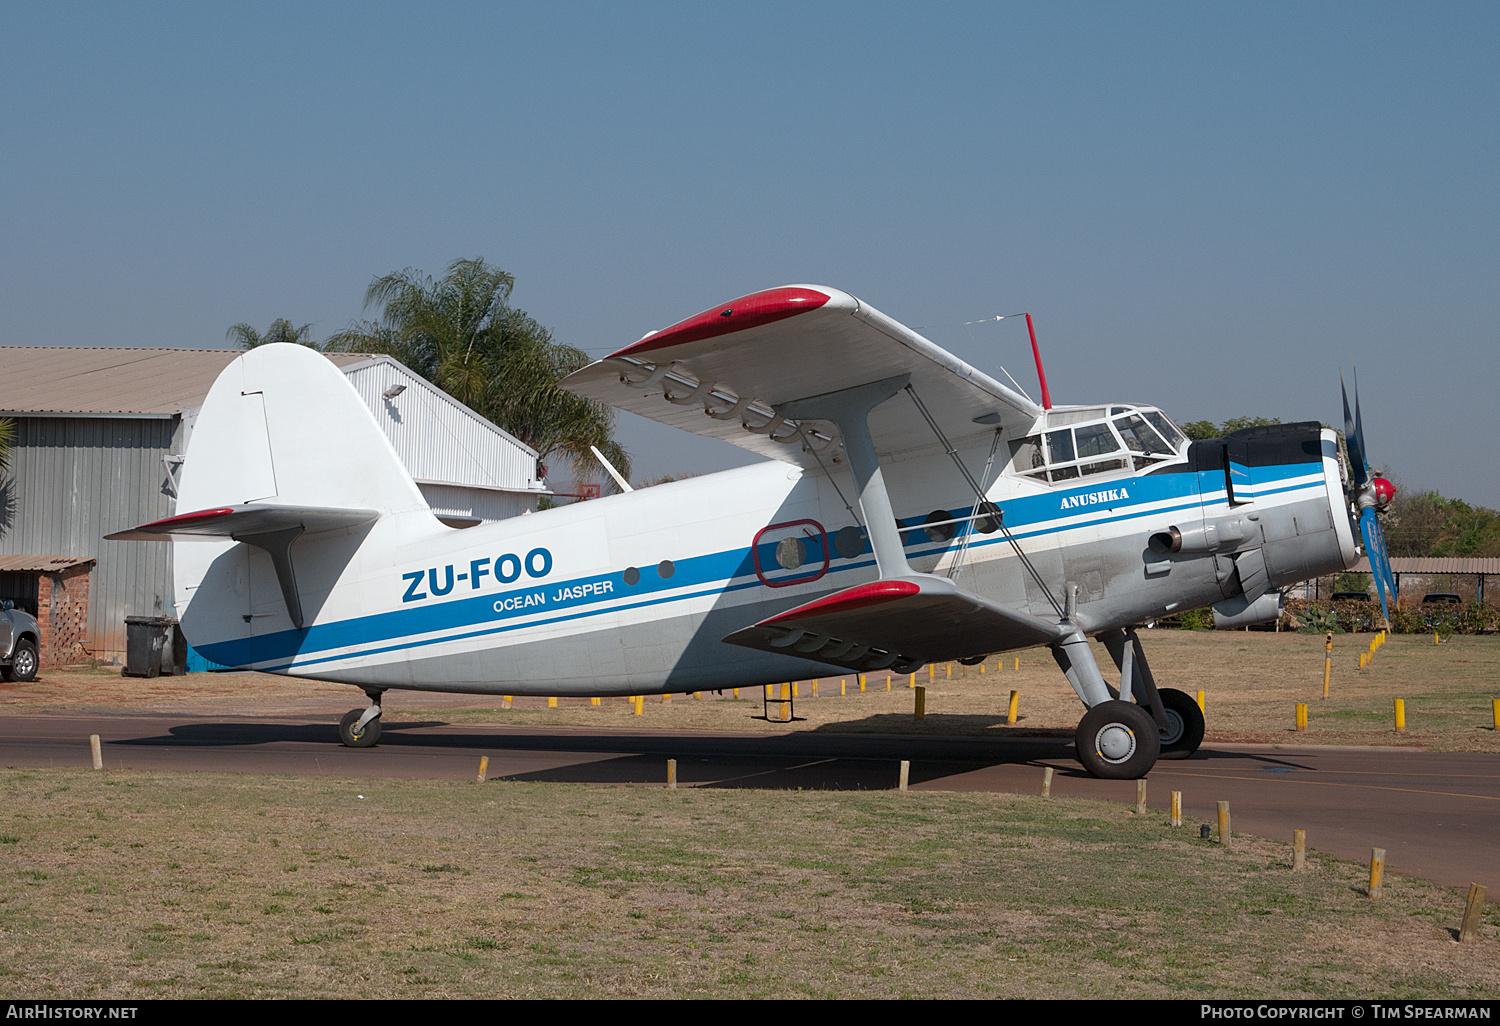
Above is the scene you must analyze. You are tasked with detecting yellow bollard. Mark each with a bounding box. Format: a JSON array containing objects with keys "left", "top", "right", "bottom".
[
  {"left": 946, "top": 663, "right": 952, "bottom": 678},
  {"left": 1394, "top": 698, "right": 1405, "bottom": 732},
  {"left": 667, "top": 758, "right": 677, "bottom": 789},
  {"left": 90, "top": 734, "right": 103, "bottom": 771},
  {"left": 502, "top": 695, "right": 513, "bottom": 709},
  {"left": 1369, "top": 847, "right": 1385, "bottom": 898},
  {"left": 792, "top": 681, "right": 799, "bottom": 698},
  {"left": 811, "top": 680, "right": 819, "bottom": 698},
  {"left": 979, "top": 662, "right": 985, "bottom": 675},
  {"left": 1014, "top": 657, "right": 1019, "bottom": 671},
  {"left": 914, "top": 686, "right": 926, "bottom": 721},
  {"left": 1042, "top": 766, "right": 1053, "bottom": 797},
  {"left": 1434, "top": 632, "right": 1440, "bottom": 646},
  {"left": 928, "top": 664, "right": 934, "bottom": 681},
  {"left": 1293, "top": 829, "right": 1306, "bottom": 871},
  {"left": 1323, "top": 632, "right": 1332, "bottom": 700},
  {"left": 1135, "top": 779, "right": 1147, "bottom": 815},
  {"left": 1196, "top": 689, "right": 1205, "bottom": 714},
  {"left": 477, "top": 756, "right": 489, "bottom": 783},
  {"left": 662, "top": 693, "right": 671, "bottom": 704},
  {"left": 548, "top": 696, "right": 558, "bottom": 708},
  {"left": 732, "top": 688, "right": 739, "bottom": 699},
  {"left": 840, "top": 679, "right": 847, "bottom": 697},
  {"left": 1295, "top": 703, "right": 1308, "bottom": 731},
  {"left": 898, "top": 760, "right": 910, "bottom": 792},
  {"left": 1006, "top": 690, "right": 1020, "bottom": 725},
  {"left": 909, "top": 672, "right": 916, "bottom": 688},
  {"left": 633, "top": 695, "right": 644, "bottom": 715},
  {"left": 764, "top": 684, "right": 772, "bottom": 700},
  {"left": 885, "top": 676, "right": 891, "bottom": 692},
  {"left": 1170, "top": 790, "right": 1182, "bottom": 827},
  {"left": 1492, "top": 698, "right": 1499, "bottom": 730},
  {"left": 590, "top": 696, "right": 601, "bottom": 706},
  {"left": 1217, "top": 801, "right": 1231, "bottom": 846},
  {"left": 859, "top": 675, "right": 866, "bottom": 693},
  {"left": 781, "top": 682, "right": 791, "bottom": 722}
]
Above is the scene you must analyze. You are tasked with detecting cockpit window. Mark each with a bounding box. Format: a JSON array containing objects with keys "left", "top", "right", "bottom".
[
  {"left": 1004, "top": 404, "right": 1188, "bottom": 487},
  {"left": 1074, "top": 423, "right": 1120, "bottom": 458},
  {"left": 1114, "top": 414, "right": 1173, "bottom": 456},
  {"left": 1144, "top": 410, "right": 1187, "bottom": 450}
]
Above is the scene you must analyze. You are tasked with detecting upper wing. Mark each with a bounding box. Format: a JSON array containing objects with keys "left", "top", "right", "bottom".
[
  {"left": 560, "top": 285, "right": 1044, "bottom": 468},
  {"left": 722, "top": 577, "right": 1066, "bottom": 672}
]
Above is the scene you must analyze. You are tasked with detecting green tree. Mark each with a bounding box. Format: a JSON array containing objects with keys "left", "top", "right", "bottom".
[
  {"left": 324, "top": 257, "right": 628, "bottom": 483},
  {"left": 1384, "top": 488, "right": 1500, "bottom": 558},
  {"left": 226, "top": 319, "right": 319, "bottom": 350},
  {"left": 1180, "top": 416, "right": 1282, "bottom": 441}
]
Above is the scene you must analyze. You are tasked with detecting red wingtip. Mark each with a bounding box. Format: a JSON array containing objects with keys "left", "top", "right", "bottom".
[
  {"left": 763, "top": 580, "right": 921, "bottom": 625},
  {"left": 609, "top": 287, "right": 831, "bottom": 358}
]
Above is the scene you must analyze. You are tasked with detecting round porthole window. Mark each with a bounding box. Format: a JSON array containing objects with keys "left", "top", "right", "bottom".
[
  {"left": 623, "top": 566, "right": 640, "bottom": 586},
  {"left": 833, "top": 525, "right": 864, "bottom": 559},
  {"left": 923, "top": 509, "right": 957, "bottom": 543},
  {"left": 775, "top": 536, "right": 806, "bottom": 571},
  {"left": 657, "top": 559, "right": 675, "bottom": 579}
]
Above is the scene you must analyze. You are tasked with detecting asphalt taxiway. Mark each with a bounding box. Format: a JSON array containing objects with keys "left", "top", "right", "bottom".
[{"left": 2, "top": 710, "right": 1495, "bottom": 895}]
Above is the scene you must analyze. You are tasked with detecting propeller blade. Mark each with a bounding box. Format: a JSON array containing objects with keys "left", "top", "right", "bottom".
[
  {"left": 1360, "top": 507, "right": 1395, "bottom": 625},
  {"left": 1341, "top": 372, "right": 1369, "bottom": 487}
]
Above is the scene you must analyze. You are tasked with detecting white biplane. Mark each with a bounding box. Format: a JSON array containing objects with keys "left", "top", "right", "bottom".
[{"left": 110, "top": 285, "right": 1393, "bottom": 778}]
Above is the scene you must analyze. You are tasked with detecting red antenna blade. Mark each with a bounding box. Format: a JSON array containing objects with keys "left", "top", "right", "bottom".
[{"left": 1025, "top": 312, "right": 1052, "bottom": 409}]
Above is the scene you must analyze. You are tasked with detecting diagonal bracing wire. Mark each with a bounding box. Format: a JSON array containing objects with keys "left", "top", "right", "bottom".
[{"left": 904, "top": 384, "right": 1065, "bottom": 619}]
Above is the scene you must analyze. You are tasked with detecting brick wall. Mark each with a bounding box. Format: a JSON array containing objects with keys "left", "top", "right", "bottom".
[{"left": 38, "top": 564, "right": 92, "bottom": 667}]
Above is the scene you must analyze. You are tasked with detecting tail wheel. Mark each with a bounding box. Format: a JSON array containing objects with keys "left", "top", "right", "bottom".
[
  {"left": 339, "top": 708, "right": 381, "bottom": 748},
  {"left": 1156, "top": 687, "right": 1205, "bottom": 760},
  {"left": 1075, "top": 700, "right": 1160, "bottom": 779}
]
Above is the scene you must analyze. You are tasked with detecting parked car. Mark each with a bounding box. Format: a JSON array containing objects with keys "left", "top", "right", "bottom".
[
  {"left": 0, "top": 600, "right": 40, "bottom": 682},
  {"left": 1421, "top": 593, "right": 1463, "bottom": 605}
]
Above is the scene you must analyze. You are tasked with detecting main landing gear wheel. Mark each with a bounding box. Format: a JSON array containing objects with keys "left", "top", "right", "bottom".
[
  {"left": 1075, "top": 700, "right": 1160, "bottom": 779},
  {"left": 339, "top": 708, "right": 381, "bottom": 748},
  {"left": 1156, "top": 687, "right": 1205, "bottom": 760}
]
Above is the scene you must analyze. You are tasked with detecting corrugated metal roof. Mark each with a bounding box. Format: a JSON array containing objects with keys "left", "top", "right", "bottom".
[
  {"left": 0, "top": 347, "right": 368, "bottom": 416},
  {"left": 0, "top": 555, "right": 96, "bottom": 572},
  {"left": 1349, "top": 557, "right": 1500, "bottom": 574}
]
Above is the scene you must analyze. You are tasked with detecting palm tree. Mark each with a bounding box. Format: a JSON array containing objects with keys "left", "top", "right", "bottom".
[
  {"left": 324, "top": 258, "right": 629, "bottom": 483},
  {"left": 226, "top": 319, "right": 319, "bottom": 349}
]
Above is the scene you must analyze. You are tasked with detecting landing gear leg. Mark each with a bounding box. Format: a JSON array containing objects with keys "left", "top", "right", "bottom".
[
  {"left": 1052, "top": 627, "right": 1160, "bottom": 779},
  {"left": 1099, "top": 628, "right": 1203, "bottom": 759},
  {"left": 339, "top": 689, "right": 384, "bottom": 748}
]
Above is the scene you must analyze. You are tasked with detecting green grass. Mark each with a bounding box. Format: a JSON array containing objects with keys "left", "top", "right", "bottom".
[{"left": 0, "top": 767, "right": 1495, "bottom": 999}]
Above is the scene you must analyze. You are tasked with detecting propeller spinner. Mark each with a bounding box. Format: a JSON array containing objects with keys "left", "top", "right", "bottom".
[{"left": 1342, "top": 373, "right": 1398, "bottom": 623}]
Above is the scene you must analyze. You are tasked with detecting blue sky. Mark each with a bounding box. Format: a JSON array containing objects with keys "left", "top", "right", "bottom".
[{"left": 3, "top": 3, "right": 1496, "bottom": 503}]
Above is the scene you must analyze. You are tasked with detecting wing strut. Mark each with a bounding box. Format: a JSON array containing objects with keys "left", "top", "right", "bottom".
[{"left": 777, "top": 375, "right": 914, "bottom": 578}]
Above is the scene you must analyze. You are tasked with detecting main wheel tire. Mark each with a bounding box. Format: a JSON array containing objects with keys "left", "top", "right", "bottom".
[
  {"left": 6, "top": 639, "right": 38, "bottom": 682},
  {"left": 1156, "top": 687, "right": 1205, "bottom": 760},
  {"left": 339, "top": 708, "right": 381, "bottom": 748},
  {"left": 1075, "top": 700, "right": 1160, "bottom": 779}
]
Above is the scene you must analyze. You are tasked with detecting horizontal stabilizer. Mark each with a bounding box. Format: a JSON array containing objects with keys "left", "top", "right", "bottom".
[
  {"left": 105, "top": 504, "right": 378, "bottom": 542},
  {"left": 722, "top": 577, "right": 1065, "bottom": 673}
]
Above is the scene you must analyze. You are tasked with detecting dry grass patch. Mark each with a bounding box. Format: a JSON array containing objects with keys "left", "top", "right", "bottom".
[
  {"left": 7, "top": 632, "right": 1498, "bottom": 753},
  {"left": 0, "top": 768, "right": 1495, "bottom": 999}
]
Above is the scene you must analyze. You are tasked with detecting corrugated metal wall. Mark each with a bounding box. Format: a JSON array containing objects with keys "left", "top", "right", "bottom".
[
  {"left": 341, "top": 359, "right": 543, "bottom": 496},
  {"left": 0, "top": 416, "right": 180, "bottom": 660}
]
